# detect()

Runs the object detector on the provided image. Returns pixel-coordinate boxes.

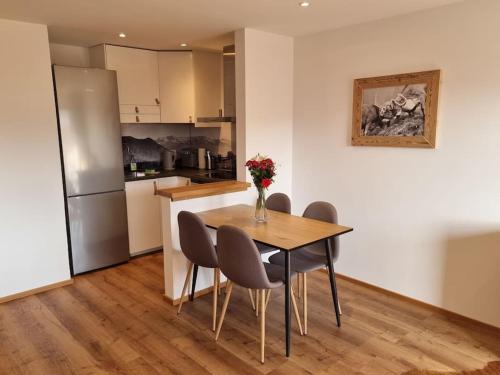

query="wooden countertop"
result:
[155,180,251,201]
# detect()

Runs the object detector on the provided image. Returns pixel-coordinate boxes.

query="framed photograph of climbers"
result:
[352,70,440,148]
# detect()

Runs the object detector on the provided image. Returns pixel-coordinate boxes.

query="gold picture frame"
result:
[352,70,440,148]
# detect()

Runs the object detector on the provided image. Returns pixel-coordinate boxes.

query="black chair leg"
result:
[190,264,199,301]
[325,239,341,327]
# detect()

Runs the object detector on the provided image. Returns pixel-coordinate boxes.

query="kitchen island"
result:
[156,180,253,304]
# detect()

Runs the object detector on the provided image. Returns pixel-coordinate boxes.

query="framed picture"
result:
[351,70,440,148]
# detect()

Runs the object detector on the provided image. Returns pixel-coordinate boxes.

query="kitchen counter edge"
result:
[155,181,251,202]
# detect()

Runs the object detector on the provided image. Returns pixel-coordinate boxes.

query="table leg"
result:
[325,238,341,327]
[285,251,291,357]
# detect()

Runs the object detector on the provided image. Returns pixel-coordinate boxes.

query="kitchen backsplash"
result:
[121,123,233,166]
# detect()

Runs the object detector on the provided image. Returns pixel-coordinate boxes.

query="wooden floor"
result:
[0,253,498,375]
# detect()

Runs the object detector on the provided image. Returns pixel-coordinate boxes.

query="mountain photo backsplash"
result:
[121,123,233,165]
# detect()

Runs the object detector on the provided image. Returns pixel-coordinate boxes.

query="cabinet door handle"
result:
[135,106,139,113]
[155,98,160,105]
[136,115,140,123]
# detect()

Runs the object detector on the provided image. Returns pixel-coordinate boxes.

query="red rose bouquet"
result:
[245,154,276,221]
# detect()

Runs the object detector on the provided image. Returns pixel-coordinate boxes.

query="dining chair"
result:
[255,192,291,254]
[250,192,292,314]
[215,225,303,364]
[269,201,341,333]
[177,211,220,331]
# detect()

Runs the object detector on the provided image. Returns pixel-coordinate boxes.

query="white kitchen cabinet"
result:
[119,105,161,123]
[90,44,224,126]
[120,113,161,124]
[158,52,195,124]
[105,45,160,106]
[193,50,223,121]
[125,176,190,256]
[90,44,161,123]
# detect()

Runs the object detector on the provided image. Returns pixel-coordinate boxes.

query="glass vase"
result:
[255,187,267,222]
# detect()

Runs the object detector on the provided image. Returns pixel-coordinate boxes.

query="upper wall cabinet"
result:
[158,52,195,124]
[90,45,223,125]
[193,50,223,121]
[90,44,161,123]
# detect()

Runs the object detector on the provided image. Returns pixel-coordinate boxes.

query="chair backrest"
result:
[178,211,218,268]
[217,225,276,289]
[265,193,291,214]
[302,201,340,262]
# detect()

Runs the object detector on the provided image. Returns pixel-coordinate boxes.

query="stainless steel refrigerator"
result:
[53,65,129,275]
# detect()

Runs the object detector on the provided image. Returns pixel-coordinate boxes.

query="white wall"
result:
[235,29,294,196]
[293,0,500,327]
[0,20,71,298]
[49,43,90,67]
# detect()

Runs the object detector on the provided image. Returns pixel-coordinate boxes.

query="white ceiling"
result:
[0,0,463,50]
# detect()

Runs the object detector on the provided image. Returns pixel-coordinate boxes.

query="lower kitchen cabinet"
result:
[125,176,190,256]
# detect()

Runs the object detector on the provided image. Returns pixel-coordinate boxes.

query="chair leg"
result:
[265,289,271,310]
[255,289,259,317]
[303,273,308,335]
[190,264,199,301]
[217,269,221,296]
[297,273,302,300]
[177,262,194,315]
[291,285,304,336]
[212,268,218,331]
[247,289,256,311]
[338,300,342,315]
[215,281,233,340]
[260,289,266,364]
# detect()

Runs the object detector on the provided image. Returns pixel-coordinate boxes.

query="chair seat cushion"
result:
[263,262,296,285]
[256,242,278,254]
[269,249,327,273]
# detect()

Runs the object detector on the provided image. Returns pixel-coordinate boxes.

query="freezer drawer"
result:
[68,190,129,274]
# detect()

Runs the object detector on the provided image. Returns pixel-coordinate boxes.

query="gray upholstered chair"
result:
[250,192,292,313]
[215,225,303,364]
[177,211,220,331]
[269,201,341,333]
[256,193,291,256]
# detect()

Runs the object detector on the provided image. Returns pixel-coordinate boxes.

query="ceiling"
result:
[0,0,463,51]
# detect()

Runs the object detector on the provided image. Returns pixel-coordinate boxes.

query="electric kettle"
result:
[162,149,176,171]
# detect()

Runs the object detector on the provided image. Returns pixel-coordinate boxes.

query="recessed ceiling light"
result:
[299,1,310,7]
[180,43,188,47]
[118,32,126,38]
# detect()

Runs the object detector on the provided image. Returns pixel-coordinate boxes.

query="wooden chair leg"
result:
[217,269,221,296]
[247,289,256,311]
[291,285,304,336]
[255,289,259,317]
[215,281,233,340]
[297,273,302,300]
[212,268,218,331]
[177,262,193,315]
[260,289,266,364]
[265,289,271,310]
[303,273,308,335]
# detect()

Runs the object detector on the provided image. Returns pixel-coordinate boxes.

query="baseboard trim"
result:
[0,279,74,304]
[164,281,228,306]
[130,247,163,259]
[325,270,500,331]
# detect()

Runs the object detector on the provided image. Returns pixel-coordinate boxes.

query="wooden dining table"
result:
[196,204,353,357]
